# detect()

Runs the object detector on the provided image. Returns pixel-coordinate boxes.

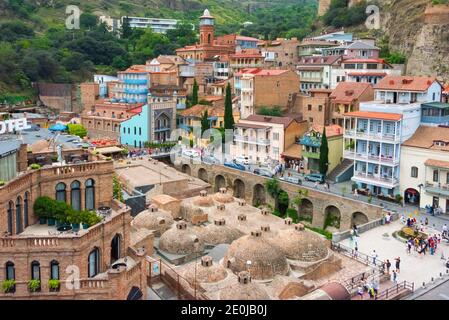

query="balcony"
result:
[421,115,449,125]
[234,135,270,146]
[343,151,399,165]
[154,127,171,132]
[124,88,148,95]
[124,79,147,85]
[344,130,400,143]
[424,182,449,197]
[230,63,262,69]
[352,171,399,188]
[300,77,322,83]
[302,150,320,159]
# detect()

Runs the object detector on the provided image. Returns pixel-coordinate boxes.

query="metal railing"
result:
[331,241,385,273]
[375,281,414,300]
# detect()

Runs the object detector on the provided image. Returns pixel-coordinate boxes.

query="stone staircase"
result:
[327,159,354,183]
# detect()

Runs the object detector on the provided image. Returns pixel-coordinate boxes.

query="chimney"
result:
[260,225,270,232]
[217,204,225,211]
[295,223,305,231]
[284,218,293,225]
[261,208,269,216]
[237,199,246,206]
[219,187,227,194]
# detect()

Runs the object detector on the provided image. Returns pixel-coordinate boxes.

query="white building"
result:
[400,126,449,212]
[343,76,442,197]
[121,16,180,33]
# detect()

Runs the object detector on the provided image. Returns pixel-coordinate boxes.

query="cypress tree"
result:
[121,16,132,39]
[224,83,234,130]
[319,127,329,176]
[191,79,199,106]
[201,109,210,134]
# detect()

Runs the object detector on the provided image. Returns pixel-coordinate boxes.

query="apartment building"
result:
[400,126,449,212]
[229,51,264,75]
[121,16,179,33]
[258,38,300,69]
[236,68,300,119]
[342,76,443,197]
[232,115,308,164]
[297,55,343,92]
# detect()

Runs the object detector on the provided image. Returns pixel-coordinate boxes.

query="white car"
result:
[183,149,200,158]
[234,155,250,165]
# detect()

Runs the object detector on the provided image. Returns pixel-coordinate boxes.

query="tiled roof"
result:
[402,126,449,151]
[236,35,259,42]
[330,82,373,104]
[424,159,449,169]
[244,115,295,129]
[343,58,386,64]
[179,105,239,118]
[374,76,439,92]
[311,124,343,137]
[344,111,402,121]
[347,72,387,77]
[298,55,342,66]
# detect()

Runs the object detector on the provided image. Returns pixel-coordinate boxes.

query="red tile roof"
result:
[402,126,449,151]
[330,82,373,104]
[374,76,439,92]
[348,72,387,77]
[425,159,449,169]
[344,111,402,121]
[343,58,386,64]
[311,124,343,137]
[244,115,296,129]
[236,35,259,42]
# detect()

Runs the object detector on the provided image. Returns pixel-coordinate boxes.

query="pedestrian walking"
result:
[357,286,364,300]
[392,270,397,283]
[395,257,400,273]
[372,250,378,265]
[386,259,391,274]
[443,224,448,237]
[406,240,412,253]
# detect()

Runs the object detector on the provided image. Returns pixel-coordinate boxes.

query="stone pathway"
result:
[340,220,449,287]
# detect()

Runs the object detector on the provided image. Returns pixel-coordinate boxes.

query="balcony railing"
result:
[124,88,148,95]
[302,150,320,159]
[344,151,398,165]
[421,115,449,125]
[344,130,399,142]
[234,135,270,146]
[424,182,449,197]
[124,79,147,85]
[353,171,399,187]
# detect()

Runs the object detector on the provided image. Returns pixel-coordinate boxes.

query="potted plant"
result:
[28,279,41,292]
[2,279,16,293]
[48,279,60,292]
[0,180,5,187]
[67,209,81,231]
[88,213,102,227]
[80,210,91,229]
[30,163,41,170]
[33,196,54,225]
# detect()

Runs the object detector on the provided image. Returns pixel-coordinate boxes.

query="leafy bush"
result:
[257,106,283,117]
[323,0,368,28]
[0,180,5,186]
[33,196,55,219]
[2,279,16,293]
[30,163,41,170]
[28,279,41,292]
[305,226,333,240]
[48,279,60,291]
[67,124,87,139]
[286,208,298,223]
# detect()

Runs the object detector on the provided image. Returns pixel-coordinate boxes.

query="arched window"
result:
[85,179,95,210]
[111,234,122,264]
[24,192,29,228]
[55,183,67,203]
[88,248,100,278]
[433,170,439,183]
[50,260,60,280]
[15,196,22,234]
[208,34,211,44]
[70,180,81,211]
[31,261,41,280]
[411,166,418,178]
[5,261,15,280]
[7,201,14,235]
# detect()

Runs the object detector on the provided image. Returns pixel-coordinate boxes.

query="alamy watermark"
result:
[65,5,80,30]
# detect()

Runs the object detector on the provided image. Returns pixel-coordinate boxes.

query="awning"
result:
[96,146,124,154]
[127,286,143,300]
[282,144,302,159]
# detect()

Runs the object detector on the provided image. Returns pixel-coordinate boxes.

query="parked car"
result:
[280,175,302,185]
[183,149,200,158]
[304,173,325,183]
[234,155,250,165]
[224,160,246,171]
[253,168,274,178]
[202,154,220,164]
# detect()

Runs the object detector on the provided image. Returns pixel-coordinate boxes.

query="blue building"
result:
[116,66,149,104]
[421,102,449,126]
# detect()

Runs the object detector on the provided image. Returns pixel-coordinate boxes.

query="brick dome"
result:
[273,225,328,262]
[213,188,234,203]
[193,191,215,207]
[219,271,270,300]
[223,230,289,280]
[184,256,228,288]
[131,206,174,236]
[198,219,243,245]
[159,222,204,255]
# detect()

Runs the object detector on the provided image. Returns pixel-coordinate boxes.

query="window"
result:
[433,170,439,182]
[85,179,95,210]
[318,105,322,112]
[15,197,22,234]
[134,127,136,135]
[309,117,313,123]
[24,192,29,228]
[272,147,279,156]
[55,183,67,203]
[111,234,122,264]
[307,105,312,111]
[50,260,60,280]
[273,133,279,141]
[7,201,13,235]
[69,181,81,211]
[411,166,418,178]
[88,248,100,278]
[447,172,449,184]
[139,128,142,135]
[5,261,15,280]
[31,261,41,281]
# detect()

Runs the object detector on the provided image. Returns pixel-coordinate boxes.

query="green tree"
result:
[257,106,283,117]
[278,190,290,217]
[201,109,210,134]
[319,127,329,176]
[112,176,124,202]
[265,178,282,211]
[191,79,199,106]
[224,83,234,130]
[121,16,132,39]
[80,13,98,29]
[67,124,87,139]
[292,189,309,219]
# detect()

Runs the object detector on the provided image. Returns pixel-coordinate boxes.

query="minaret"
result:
[199,9,214,46]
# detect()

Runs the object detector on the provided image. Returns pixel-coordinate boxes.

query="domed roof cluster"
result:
[193,190,215,207]
[223,230,289,280]
[183,256,228,288]
[213,188,234,203]
[273,224,329,262]
[159,221,204,255]
[131,204,174,236]
[219,271,270,300]
[198,219,243,245]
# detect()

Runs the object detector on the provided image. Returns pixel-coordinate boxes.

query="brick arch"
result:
[198,168,208,182]
[233,178,246,199]
[252,183,266,206]
[351,211,369,227]
[181,164,191,175]
[214,174,226,192]
[324,205,341,230]
[110,233,123,264]
[299,198,313,222]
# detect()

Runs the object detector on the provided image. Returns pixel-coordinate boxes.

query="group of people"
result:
[285,159,304,173]
[406,234,442,256]
[357,279,380,300]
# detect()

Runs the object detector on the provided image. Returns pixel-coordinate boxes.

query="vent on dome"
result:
[260,225,270,232]
[284,218,293,225]
[149,204,158,212]
[217,204,225,211]
[295,223,305,231]
[176,221,187,230]
[201,256,213,267]
[238,214,247,222]
[261,209,269,216]
[214,219,226,226]
[251,230,262,237]
[199,190,208,197]
[238,271,251,284]
[219,188,227,194]
[157,217,166,225]
[237,199,246,206]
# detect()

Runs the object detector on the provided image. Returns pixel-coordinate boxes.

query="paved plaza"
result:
[340,219,449,287]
